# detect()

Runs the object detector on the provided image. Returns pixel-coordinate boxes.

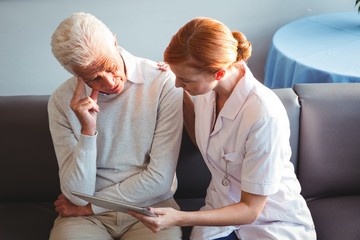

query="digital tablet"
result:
[71,191,157,217]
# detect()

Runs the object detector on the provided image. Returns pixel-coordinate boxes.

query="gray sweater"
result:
[48,48,183,214]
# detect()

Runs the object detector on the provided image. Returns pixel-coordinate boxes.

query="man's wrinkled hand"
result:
[70,78,99,136]
[54,194,93,217]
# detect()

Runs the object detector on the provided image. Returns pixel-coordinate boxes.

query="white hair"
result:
[51,12,116,74]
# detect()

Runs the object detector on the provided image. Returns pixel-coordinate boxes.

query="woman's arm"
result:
[129,190,267,233]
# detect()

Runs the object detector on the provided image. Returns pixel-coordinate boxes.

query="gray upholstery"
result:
[294,83,360,240]
[0,96,60,201]
[0,83,359,240]
[0,95,59,240]
[294,83,360,198]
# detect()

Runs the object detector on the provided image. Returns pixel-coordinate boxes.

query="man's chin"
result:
[100,89,123,95]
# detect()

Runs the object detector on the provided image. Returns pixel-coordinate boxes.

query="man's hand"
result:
[54,194,93,217]
[70,78,99,135]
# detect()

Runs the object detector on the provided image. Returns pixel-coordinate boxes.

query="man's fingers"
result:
[90,89,99,103]
[72,78,86,102]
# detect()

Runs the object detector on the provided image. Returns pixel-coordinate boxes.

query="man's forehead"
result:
[74,54,115,76]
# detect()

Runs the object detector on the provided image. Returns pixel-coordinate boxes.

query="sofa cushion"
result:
[294,83,360,199]
[175,129,210,199]
[0,202,57,240]
[0,95,60,201]
[175,129,210,240]
[295,83,360,240]
[307,195,360,240]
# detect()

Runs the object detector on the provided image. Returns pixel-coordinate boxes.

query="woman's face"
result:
[170,63,217,96]
[74,50,127,95]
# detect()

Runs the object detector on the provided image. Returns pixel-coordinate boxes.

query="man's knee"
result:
[49,216,112,240]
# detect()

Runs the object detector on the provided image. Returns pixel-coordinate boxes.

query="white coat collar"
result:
[203,63,256,121]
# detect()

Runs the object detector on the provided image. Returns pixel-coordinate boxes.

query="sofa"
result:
[0,83,359,240]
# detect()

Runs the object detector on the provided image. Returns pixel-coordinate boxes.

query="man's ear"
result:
[215,69,225,80]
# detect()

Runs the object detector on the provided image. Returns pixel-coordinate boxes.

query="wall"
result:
[0,0,355,95]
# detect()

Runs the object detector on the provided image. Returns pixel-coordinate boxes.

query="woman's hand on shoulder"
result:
[157,61,170,71]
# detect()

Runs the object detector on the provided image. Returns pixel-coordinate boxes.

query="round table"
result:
[264,12,360,88]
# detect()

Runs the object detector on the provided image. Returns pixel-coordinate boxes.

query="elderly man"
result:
[48,12,183,240]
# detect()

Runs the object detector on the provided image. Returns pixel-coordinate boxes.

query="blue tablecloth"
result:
[264,12,360,88]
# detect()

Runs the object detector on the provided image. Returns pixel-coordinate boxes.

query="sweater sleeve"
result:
[48,83,98,206]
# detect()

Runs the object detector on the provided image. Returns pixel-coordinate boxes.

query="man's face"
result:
[74,50,127,95]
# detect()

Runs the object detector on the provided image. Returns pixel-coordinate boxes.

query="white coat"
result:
[190,65,316,240]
